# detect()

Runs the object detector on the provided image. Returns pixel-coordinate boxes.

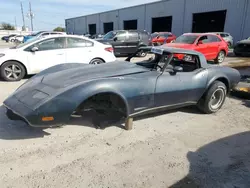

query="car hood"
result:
[236,39,250,44]
[41,61,150,88]
[163,43,193,49]
[0,48,18,54]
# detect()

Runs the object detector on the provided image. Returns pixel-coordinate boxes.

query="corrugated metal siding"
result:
[118,5,145,31]
[99,10,119,33]
[65,0,248,41]
[145,0,185,35]
[242,0,250,40]
[183,0,246,42]
[86,14,100,33]
[74,17,86,35]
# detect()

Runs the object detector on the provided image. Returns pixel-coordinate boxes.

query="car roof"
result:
[140,46,203,56]
[183,33,220,36]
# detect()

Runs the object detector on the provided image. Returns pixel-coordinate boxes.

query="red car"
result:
[164,33,229,63]
[151,32,176,46]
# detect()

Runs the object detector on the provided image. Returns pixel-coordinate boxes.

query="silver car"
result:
[213,32,234,47]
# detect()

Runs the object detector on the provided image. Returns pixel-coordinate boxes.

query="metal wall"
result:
[65,0,250,42]
[99,10,119,33]
[183,0,247,43]
[242,0,250,39]
[145,0,185,36]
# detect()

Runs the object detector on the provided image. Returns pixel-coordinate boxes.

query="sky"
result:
[0,0,159,31]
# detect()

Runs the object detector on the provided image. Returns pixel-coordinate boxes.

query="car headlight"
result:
[0,53,5,58]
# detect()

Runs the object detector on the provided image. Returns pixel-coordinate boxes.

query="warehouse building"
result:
[65,0,250,42]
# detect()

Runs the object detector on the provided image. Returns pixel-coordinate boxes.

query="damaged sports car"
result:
[4,46,240,129]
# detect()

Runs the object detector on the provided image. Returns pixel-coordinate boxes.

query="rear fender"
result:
[206,75,230,92]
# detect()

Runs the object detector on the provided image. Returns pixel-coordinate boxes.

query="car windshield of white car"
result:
[174,35,198,44]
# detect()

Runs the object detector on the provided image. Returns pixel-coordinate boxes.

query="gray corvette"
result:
[4,46,240,130]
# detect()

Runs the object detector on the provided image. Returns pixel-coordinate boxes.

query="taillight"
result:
[105,47,113,53]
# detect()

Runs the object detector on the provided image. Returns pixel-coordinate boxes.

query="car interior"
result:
[127,49,201,73]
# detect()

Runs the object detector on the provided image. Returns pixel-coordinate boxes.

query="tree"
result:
[1,22,15,30]
[53,27,65,32]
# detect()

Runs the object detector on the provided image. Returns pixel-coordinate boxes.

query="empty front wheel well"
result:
[76,92,128,117]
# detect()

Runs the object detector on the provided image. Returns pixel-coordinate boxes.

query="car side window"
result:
[198,35,209,43]
[115,31,127,41]
[208,35,221,43]
[26,37,66,51]
[127,31,139,41]
[41,33,50,36]
[66,37,94,48]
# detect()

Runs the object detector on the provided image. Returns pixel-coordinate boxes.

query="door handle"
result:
[57,53,63,55]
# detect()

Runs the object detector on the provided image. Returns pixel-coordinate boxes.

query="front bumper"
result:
[4,95,64,128]
[4,96,36,127]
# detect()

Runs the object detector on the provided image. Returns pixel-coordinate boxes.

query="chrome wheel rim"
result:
[209,88,225,110]
[218,52,225,63]
[4,64,22,80]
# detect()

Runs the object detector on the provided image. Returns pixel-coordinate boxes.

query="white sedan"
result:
[0,35,116,81]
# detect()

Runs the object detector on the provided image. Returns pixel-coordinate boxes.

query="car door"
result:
[112,31,128,55]
[25,37,67,74]
[65,37,94,64]
[193,35,210,59]
[125,31,140,54]
[154,56,208,107]
[206,35,221,59]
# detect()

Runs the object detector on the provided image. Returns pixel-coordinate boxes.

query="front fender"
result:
[38,79,131,123]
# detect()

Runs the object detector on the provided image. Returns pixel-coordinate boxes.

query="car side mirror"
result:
[31,46,38,52]
[173,66,183,72]
[113,37,117,41]
[197,40,203,45]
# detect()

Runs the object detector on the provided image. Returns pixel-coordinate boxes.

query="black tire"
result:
[197,81,227,114]
[214,51,226,64]
[89,58,105,65]
[234,52,241,57]
[137,49,147,57]
[0,61,26,81]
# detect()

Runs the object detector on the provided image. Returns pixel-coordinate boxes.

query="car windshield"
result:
[174,35,198,44]
[151,33,159,38]
[11,37,40,49]
[31,31,44,36]
[103,31,117,40]
[159,33,170,38]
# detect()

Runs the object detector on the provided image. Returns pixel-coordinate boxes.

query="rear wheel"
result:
[214,51,225,64]
[89,58,105,65]
[0,61,26,81]
[197,81,227,114]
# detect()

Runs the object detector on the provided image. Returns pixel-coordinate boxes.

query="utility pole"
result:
[20,1,26,31]
[14,17,17,30]
[27,1,34,31]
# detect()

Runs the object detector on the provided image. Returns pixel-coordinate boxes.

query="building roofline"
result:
[65,0,170,21]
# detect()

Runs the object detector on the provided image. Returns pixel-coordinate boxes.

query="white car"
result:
[8,35,17,42]
[14,35,24,43]
[0,35,116,81]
